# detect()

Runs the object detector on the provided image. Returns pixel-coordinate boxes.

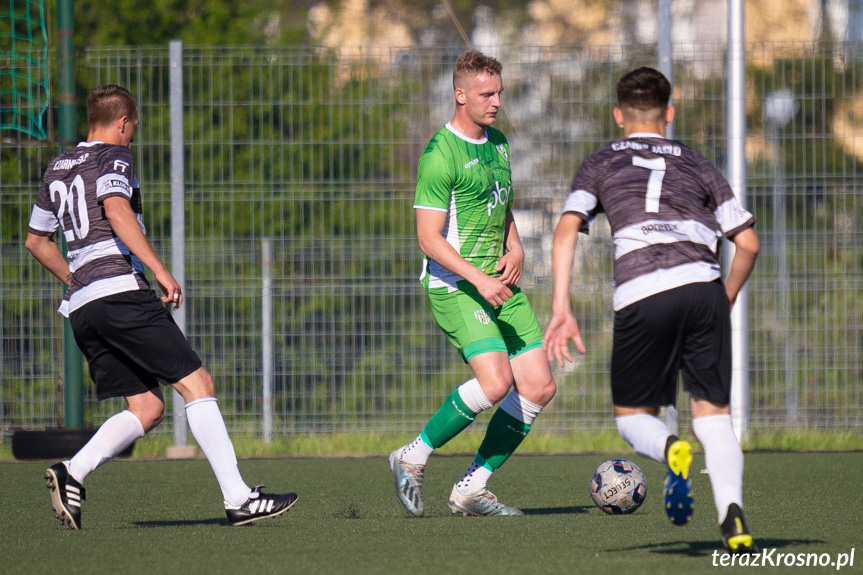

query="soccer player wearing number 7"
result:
[26,85,297,529]
[544,67,760,553]
[388,50,556,517]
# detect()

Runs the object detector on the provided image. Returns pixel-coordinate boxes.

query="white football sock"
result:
[456,460,494,495]
[615,413,672,463]
[400,433,435,466]
[500,390,543,424]
[68,410,145,483]
[457,377,494,412]
[185,397,251,507]
[454,392,541,495]
[693,414,744,524]
[401,378,492,467]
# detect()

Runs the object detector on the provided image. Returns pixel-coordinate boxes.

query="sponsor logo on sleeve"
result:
[99,179,132,195]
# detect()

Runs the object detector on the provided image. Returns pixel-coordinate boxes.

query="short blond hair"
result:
[453,50,502,90]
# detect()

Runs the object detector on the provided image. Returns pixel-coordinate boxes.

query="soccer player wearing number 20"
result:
[26,85,297,529]
[544,68,759,553]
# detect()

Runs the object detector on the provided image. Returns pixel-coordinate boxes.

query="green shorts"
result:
[427,281,544,362]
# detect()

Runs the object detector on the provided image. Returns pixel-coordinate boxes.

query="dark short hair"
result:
[453,50,502,90]
[87,85,137,128]
[616,67,671,112]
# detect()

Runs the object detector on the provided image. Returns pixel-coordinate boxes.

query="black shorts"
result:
[610,280,731,407]
[69,290,202,400]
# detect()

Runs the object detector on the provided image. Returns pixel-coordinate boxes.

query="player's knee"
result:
[473,367,515,404]
[545,377,558,402]
[510,376,556,407]
[147,409,165,432]
[487,377,515,404]
[536,376,557,406]
[174,367,216,402]
[484,387,506,405]
[196,369,216,397]
[139,403,165,432]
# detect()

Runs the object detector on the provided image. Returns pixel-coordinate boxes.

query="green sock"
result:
[475,407,530,470]
[421,389,478,448]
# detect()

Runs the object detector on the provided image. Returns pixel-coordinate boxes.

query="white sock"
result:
[500,391,543,424]
[615,413,672,463]
[68,410,145,483]
[457,378,494,412]
[400,434,434,466]
[185,398,251,507]
[456,460,494,495]
[452,391,543,495]
[693,414,744,524]
[401,378,492,467]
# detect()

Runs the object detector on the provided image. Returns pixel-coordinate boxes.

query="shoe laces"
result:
[225,485,267,509]
[476,490,501,506]
[409,465,424,482]
[248,485,266,500]
[399,458,423,483]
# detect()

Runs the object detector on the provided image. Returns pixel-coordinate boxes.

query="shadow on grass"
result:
[522,505,593,516]
[133,518,226,528]
[615,538,824,557]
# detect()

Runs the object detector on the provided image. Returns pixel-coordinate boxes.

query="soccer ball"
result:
[589,458,647,515]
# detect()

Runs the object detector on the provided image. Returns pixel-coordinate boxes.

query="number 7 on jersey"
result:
[632,156,666,213]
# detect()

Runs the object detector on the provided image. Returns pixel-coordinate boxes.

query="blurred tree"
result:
[73,0,315,47]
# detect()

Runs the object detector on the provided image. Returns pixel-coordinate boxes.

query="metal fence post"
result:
[658,0,678,436]
[58,0,83,429]
[262,238,274,443]
[727,0,750,442]
[168,39,192,455]
[658,0,674,142]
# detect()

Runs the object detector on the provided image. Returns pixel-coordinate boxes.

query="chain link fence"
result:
[1,43,861,440]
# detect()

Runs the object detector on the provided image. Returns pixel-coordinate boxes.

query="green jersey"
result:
[414,123,513,290]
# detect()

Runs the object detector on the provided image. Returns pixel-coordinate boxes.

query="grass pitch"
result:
[1,452,860,574]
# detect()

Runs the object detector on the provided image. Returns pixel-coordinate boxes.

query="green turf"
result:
[1,453,860,574]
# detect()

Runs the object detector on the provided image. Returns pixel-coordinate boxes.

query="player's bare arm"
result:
[544,212,587,366]
[724,226,759,308]
[416,207,512,306]
[103,195,183,310]
[25,233,71,286]
[496,210,524,287]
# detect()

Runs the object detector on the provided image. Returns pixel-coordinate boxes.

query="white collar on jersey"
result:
[627,132,665,139]
[445,122,489,145]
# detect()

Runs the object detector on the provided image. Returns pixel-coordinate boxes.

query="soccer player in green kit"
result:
[388,50,556,517]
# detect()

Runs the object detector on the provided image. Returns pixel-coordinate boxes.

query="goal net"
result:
[0,0,49,139]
